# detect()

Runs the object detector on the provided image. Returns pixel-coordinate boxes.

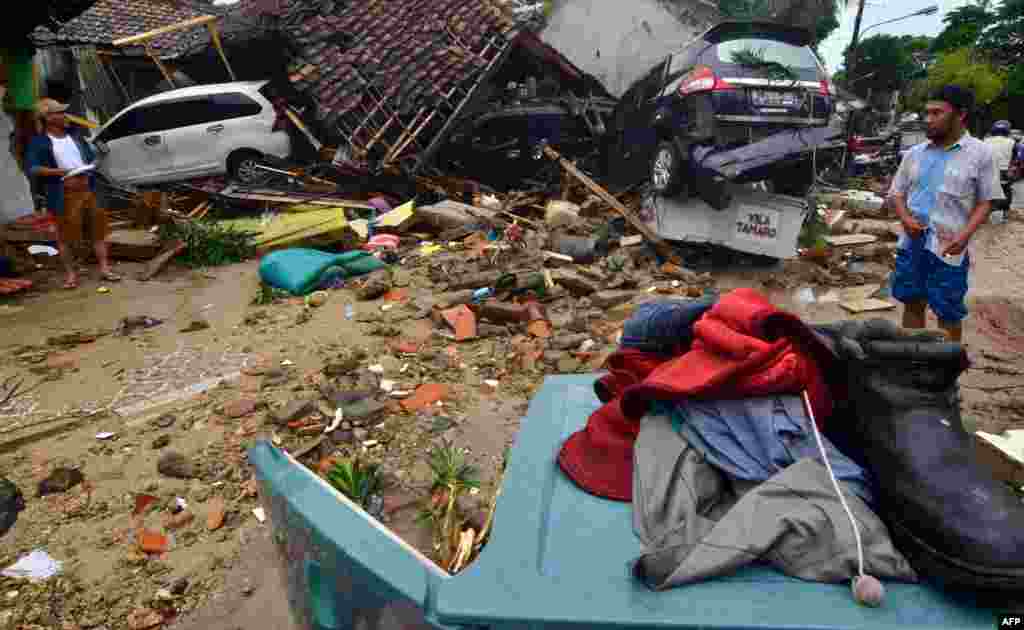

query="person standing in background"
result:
[888,85,1003,343]
[984,120,1016,211]
[26,97,120,289]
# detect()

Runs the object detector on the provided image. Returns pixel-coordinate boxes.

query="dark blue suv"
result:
[605,21,840,206]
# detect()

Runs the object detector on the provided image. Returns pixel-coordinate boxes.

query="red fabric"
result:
[558,288,835,502]
[594,349,666,403]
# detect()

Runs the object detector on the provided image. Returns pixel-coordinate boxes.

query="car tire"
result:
[228,150,265,184]
[651,140,687,197]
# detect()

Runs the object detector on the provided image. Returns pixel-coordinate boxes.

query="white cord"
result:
[802,390,865,578]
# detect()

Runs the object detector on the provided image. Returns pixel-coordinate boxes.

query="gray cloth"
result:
[633,413,918,591]
[667,396,874,505]
[0,109,33,225]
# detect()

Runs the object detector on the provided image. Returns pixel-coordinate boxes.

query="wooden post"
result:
[145,45,175,88]
[205,22,236,81]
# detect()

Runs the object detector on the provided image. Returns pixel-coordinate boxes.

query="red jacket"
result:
[559,289,835,502]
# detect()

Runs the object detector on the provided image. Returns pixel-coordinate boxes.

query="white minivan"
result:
[93,81,291,186]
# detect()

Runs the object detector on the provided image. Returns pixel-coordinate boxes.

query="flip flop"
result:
[100,271,122,282]
[63,278,79,290]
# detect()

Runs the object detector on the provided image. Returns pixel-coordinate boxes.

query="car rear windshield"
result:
[716,38,819,71]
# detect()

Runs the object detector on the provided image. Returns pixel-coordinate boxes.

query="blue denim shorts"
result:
[892,236,970,323]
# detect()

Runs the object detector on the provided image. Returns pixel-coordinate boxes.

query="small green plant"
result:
[428,440,480,492]
[252,282,288,306]
[418,441,481,571]
[326,456,384,509]
[158,219,257,268]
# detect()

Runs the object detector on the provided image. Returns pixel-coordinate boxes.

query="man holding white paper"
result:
[26,98,118,289]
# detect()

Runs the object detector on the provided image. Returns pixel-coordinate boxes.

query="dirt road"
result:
[1,214,1023,629]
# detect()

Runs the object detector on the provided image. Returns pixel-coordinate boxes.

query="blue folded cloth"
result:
[661,395,875,505]
[620,296,717,355]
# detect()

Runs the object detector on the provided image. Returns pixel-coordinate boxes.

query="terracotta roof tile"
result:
[31,0,266,57]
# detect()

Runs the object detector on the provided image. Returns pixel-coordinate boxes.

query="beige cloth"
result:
[632,412,918,590]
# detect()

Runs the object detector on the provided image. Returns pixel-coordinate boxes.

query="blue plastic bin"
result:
[249,375,998,630]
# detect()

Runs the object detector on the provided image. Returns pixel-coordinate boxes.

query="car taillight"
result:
[677,65,735,97]
[819,79,832,96]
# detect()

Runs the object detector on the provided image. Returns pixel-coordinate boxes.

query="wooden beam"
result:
[112,15,218,47]
[145,45,176,87]
[205,22,236,81]
[65,114,98,130]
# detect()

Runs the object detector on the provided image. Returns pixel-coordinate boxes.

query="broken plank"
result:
[824,234,878,247]
[839,297,895,313]
[137,240,186,281]
[215,192,376,210]
[108,229,162,261]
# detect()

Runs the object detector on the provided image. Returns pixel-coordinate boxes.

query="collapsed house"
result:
[30,0,280,124]
[269,0,620,186]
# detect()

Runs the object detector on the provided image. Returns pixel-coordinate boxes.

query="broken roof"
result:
[31,0,273,57]
[277,0,522,172]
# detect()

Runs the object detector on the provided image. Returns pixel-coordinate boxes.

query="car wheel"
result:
[228,151,265,184]
[651,140,686,197]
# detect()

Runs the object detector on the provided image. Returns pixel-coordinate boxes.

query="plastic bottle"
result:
[472,287,494,302]
[344,304,354,320]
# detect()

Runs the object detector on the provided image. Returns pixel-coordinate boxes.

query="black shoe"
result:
[822,319,1024,594]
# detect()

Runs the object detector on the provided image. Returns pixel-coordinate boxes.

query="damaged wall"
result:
[539,0,719,98]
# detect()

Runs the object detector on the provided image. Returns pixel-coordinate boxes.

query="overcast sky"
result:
[817,0,974,74]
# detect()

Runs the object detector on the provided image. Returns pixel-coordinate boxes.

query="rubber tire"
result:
[228,150,264,184]
[651,140,686,197]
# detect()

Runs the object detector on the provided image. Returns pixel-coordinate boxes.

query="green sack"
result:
[258,248,386,296]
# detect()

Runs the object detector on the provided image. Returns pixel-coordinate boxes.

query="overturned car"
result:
[603,21,844,209]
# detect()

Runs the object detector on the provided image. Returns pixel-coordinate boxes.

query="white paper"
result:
[252,507,266,523]
[323,408,343,434]
[2,550,62,582]
[95,432,116,440]
[62,164,96,180]
[27,245,58,257]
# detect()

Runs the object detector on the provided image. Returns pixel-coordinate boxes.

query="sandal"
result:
[99,271,122,282]
[63,278,79,290]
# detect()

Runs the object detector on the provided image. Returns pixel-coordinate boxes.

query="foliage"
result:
[729,49,799,82]
[427,440,480,492]
[717,0,841,46]
[326,456,384,509]
[417,441,483,572]
[841,34,933,99]
[930,1,995,55]
[932,0,1024,70]
[251,282,289,306]
[926,48,1006,107]
[157,219,257,268]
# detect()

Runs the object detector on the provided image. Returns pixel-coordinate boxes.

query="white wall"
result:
[539,0,719,97]
[0,88,35,224]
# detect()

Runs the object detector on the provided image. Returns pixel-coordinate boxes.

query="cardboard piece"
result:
[824,234,879,247]
[839,297,895,313]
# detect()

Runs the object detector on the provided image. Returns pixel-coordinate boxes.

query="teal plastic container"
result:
[250,375,997,630]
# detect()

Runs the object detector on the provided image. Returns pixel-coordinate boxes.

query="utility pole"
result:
[843,0,867,167]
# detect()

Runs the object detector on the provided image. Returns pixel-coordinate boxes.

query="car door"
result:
[206,92,267,168]
[161,96,226,178]
[95,103,171,185]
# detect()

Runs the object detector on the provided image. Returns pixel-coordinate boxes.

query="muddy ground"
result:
[1,212,1023,630]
